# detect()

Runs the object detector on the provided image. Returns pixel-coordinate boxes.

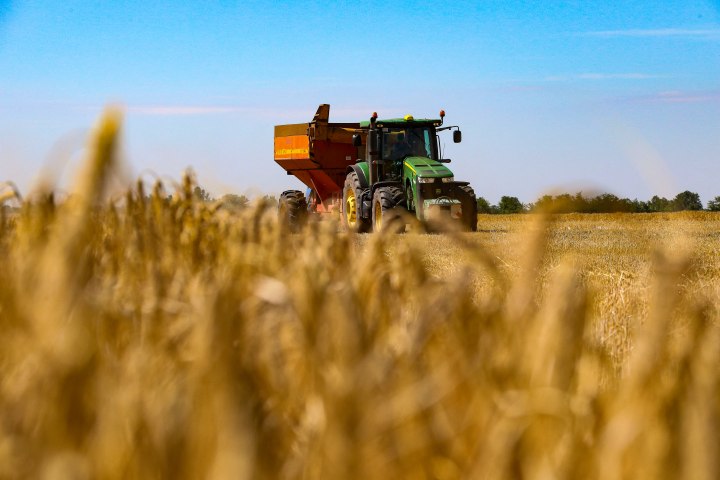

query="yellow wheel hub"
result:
[346,189,357,227]
[375,201,382,231]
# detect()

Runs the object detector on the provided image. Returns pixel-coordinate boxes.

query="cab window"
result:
[380,127,436,161]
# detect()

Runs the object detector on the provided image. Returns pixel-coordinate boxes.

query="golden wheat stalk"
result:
[0,110,718,480]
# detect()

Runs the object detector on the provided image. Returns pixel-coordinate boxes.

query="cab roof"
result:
[359,118,442,128]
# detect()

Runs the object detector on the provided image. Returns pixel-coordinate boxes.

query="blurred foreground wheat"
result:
[0,110,719,480]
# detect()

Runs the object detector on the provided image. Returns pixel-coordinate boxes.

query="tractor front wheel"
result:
[372,186,407,233]
[278,190,308,233]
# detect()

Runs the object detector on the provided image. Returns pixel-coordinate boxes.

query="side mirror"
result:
[352,134,362,147]
[453,130,462,143]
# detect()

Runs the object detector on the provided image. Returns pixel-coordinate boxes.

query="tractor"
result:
[275,104,477,232]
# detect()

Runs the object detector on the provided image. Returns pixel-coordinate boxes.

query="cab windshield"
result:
[380,127,437,161]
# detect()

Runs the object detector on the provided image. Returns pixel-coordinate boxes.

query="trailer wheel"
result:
[454,185,478,232]
[372,186,407,233]
[343,172,371,233]
[278,190,308,233]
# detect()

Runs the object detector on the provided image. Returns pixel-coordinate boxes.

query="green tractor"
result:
[274,105,477,233]
[343,111,477,232]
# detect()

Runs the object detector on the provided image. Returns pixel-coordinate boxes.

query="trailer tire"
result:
[343,172,371,233]
[372,186,407,233]
[278,190,308,233]
[454,184,478,232]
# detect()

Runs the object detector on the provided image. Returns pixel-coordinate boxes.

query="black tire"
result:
[278,190,308,233]
[372,186,407,233]
[454,184,478,232]
[342,172,371,233]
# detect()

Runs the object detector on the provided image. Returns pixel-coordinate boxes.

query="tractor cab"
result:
[357,115,447,183]
[378,125,438,182]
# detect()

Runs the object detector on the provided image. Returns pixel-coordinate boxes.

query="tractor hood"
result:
[403,157,453,177]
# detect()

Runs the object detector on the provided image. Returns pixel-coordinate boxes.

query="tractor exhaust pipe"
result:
[368,112,378,185]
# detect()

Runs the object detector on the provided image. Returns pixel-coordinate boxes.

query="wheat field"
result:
[1,110,719,479]
[399,213,720,373]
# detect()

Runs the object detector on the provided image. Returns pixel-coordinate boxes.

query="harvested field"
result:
[369,213,720,373]
[1,111,719,479]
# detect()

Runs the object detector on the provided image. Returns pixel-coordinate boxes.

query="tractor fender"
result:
[345,165,369,189]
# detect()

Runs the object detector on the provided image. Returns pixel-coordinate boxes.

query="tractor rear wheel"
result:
[454,184,478,232]
[372,186,407,233]
[342,172,371,233]
[278,190,308,233]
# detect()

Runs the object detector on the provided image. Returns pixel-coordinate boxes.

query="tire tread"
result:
[278,190,307,232]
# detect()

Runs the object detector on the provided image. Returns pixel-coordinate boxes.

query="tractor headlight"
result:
[441,176,454,183]
[418,177,434,183]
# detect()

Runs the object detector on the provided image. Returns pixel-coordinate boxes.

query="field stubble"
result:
[396,213,720,376]
[1,109,719,479]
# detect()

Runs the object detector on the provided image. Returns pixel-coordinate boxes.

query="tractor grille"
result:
[419,181,454,200]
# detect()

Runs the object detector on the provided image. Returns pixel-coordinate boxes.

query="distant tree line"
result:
[477,191,720,214]
[2,189,278,213]
[1,204,19,214]
[192,187,276,210]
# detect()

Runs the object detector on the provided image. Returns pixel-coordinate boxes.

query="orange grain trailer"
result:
[274,104,364,228]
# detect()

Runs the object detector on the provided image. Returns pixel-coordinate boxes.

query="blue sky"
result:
[1,0,719,204]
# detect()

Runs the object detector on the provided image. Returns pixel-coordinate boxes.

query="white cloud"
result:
[71,105,248,116]
[633,90,720,103]
[585,29,720,37]
[72,104,404,119]
[127,106,247,115]
[543,73,665,81]
[576,73,665,80]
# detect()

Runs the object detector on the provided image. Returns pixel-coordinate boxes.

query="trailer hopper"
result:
[274,104,365,213]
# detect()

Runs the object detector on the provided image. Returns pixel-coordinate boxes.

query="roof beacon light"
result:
[372,112,378,119]
[440,110,445,118]
[404,115,414,121]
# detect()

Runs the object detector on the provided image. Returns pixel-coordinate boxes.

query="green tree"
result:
[670,191,702,211]
[262,195,277,206]
[193,187,215,203]
[476,197,493,214]
[571,192,590,213]
[631,199,651,213]
[587,193,633,213]
[529,192,590,213]
[499,196,525,214]
[530,195,554,212]
[221,194,250,210]
[707,196,720,211]
[649,196,671,212]
[553,193,575,213]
